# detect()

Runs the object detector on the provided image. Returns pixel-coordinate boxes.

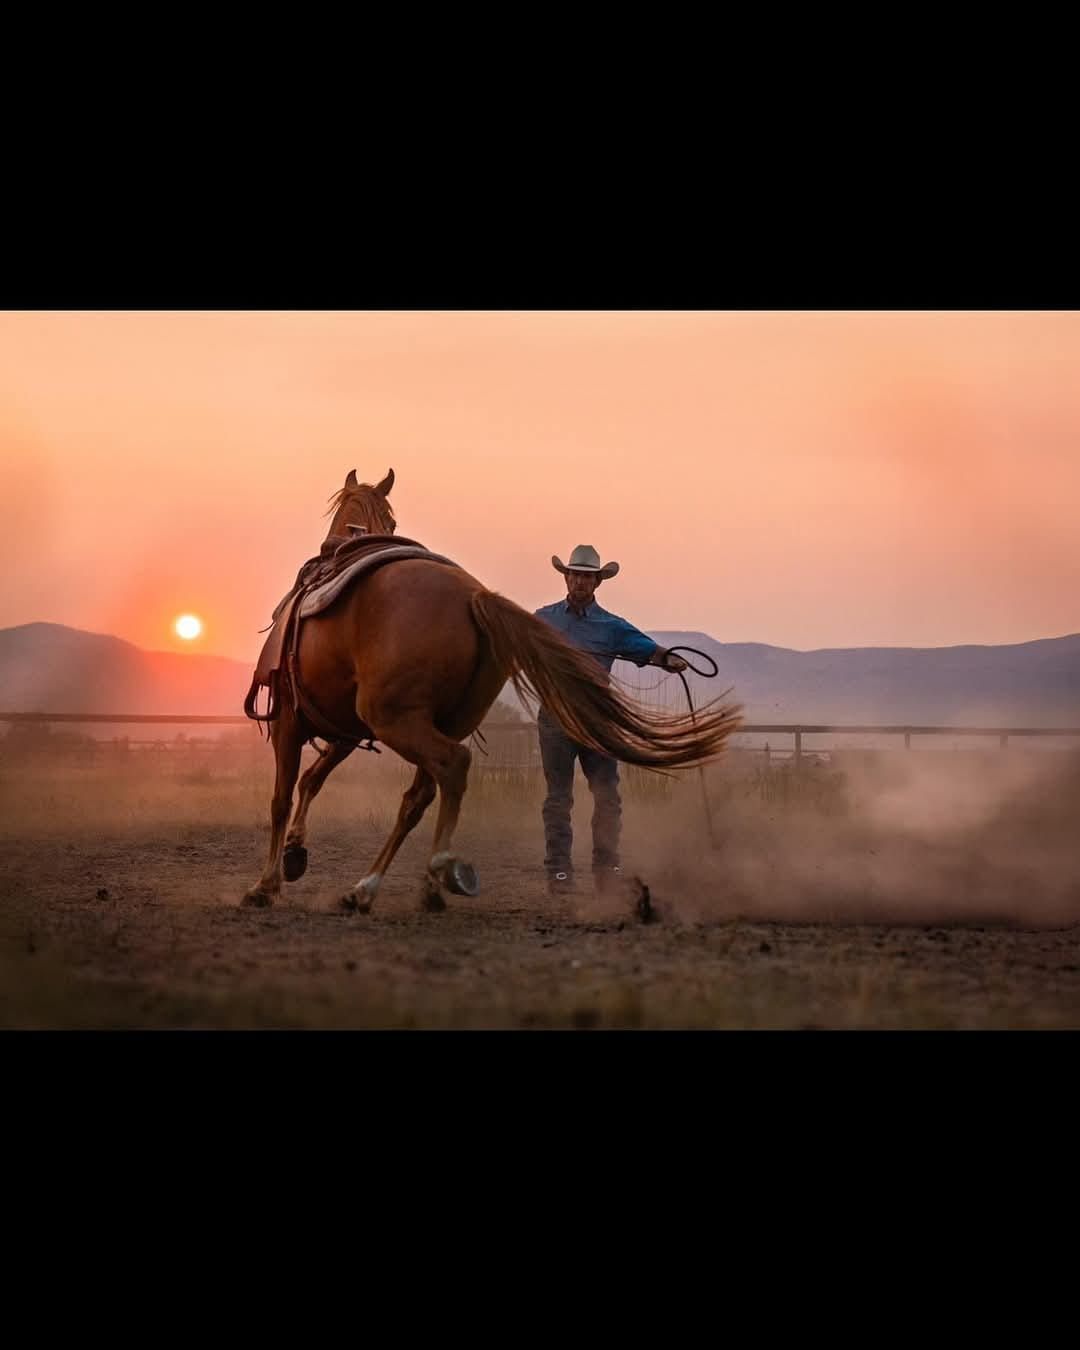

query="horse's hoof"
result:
[444,859,479,897]
[282,844,308,882]
[421,881,447,912]
[242,888,274,909]
[339,892,372,915]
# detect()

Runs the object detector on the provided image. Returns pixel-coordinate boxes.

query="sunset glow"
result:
[175,615,202,641]
[2,311,1079,661]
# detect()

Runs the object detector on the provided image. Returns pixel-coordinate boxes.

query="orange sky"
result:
[2,310,1078,662]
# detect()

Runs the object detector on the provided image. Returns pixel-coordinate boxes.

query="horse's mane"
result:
[324,485,397,534]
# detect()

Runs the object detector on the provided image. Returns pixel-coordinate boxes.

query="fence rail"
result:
[3,712,1080,766]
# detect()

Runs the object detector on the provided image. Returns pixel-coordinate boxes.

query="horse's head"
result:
[324,468,397,541]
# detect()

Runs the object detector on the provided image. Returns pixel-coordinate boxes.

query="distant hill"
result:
[0,623,252,717]
[2,621,1078,728]
[641,630,1080,726]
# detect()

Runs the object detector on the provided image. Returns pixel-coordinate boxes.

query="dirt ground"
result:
[2,745,1080,1029]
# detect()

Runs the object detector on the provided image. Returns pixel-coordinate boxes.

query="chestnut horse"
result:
[242,469,741,912]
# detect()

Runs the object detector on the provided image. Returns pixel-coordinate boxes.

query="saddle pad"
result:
[297,545,460,618]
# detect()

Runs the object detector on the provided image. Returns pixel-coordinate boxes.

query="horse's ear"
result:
[345,469,359,489]
[375,468,395,497]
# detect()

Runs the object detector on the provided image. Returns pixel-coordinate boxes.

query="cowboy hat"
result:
[551,544,620,580]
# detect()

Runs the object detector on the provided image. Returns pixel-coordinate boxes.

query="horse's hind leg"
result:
[338,713,474,912]
[242,710,304,909]
[425,739,477,901]
[366,718,476,906]
[283,740,355,880]
[339,766,436,913]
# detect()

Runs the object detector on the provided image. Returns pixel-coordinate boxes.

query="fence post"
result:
[999,733,1009,750]
[794,728,802,768]
[904,730,911,750]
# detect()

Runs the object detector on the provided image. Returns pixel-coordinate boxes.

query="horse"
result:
[242,468,742,913]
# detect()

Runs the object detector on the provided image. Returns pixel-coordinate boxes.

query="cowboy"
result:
[534,544,688,895]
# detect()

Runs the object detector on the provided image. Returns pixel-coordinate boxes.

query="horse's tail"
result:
[469,590,742,771]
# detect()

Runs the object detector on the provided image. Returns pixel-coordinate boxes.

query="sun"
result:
[175,614,203,641]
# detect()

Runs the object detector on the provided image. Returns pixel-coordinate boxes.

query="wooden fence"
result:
[2,712,1080,768]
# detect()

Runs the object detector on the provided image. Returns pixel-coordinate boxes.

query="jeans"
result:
[538,709,621,874]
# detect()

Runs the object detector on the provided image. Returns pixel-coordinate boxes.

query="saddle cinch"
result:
[244,530,459,749]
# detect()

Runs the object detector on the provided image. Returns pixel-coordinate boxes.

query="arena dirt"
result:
[2,747,1079,1029]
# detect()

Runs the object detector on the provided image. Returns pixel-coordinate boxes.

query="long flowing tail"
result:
[469,590,742,770]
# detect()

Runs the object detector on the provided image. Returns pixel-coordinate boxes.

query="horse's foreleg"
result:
[283,740,355,880]
[243,715,304,909]
[340,766,436,913]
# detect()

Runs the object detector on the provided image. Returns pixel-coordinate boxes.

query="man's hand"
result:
[650,648,688,672]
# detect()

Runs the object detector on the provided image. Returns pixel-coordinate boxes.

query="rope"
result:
[667,646,719,680]
[665,646,721,848]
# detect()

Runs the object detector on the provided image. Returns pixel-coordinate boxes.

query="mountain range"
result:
[2,622,1078,727]
[640,630,1080,726]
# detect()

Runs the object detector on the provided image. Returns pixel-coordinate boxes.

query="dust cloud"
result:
[623,748,1080,929]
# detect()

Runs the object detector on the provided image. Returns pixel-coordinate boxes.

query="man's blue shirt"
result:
[533,599,658,674]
